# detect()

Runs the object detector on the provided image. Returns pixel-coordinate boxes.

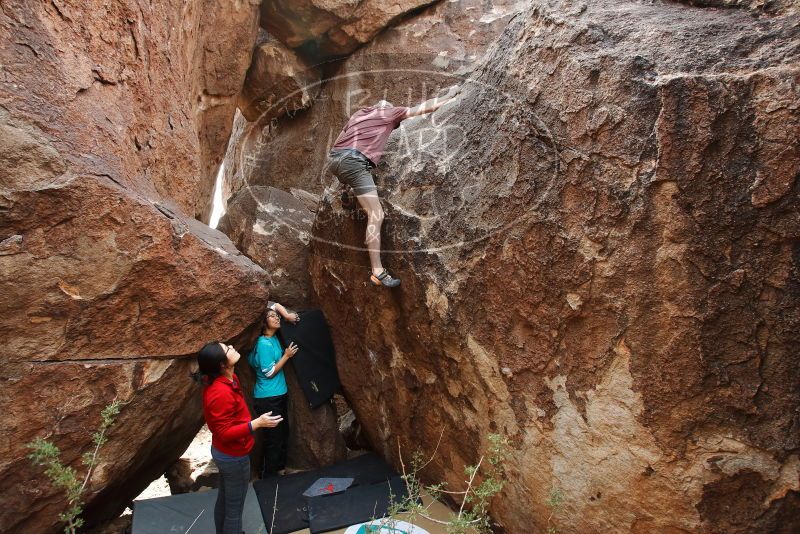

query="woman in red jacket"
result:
[197,341,282,534]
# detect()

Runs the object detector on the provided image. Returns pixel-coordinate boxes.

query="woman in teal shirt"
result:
[249,301,299,477]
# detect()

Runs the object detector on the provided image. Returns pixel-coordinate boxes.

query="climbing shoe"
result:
[340,187,356,211]
[370,269,401,288]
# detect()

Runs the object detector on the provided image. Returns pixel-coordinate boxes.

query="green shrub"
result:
[384,432,509,534]
[27,401,121,534]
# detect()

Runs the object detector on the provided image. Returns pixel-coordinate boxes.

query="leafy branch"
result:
[545,487,564,534]
[27,400,122,534]
[383,431,509,534]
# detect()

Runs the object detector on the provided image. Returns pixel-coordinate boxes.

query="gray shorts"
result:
[328,149,377,196]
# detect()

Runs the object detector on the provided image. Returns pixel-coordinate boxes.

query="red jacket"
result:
[202,374,254,456]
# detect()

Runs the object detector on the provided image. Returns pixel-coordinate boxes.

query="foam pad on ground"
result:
[253,453,399,534]
[131,485,263,534]
[307,476,411,534]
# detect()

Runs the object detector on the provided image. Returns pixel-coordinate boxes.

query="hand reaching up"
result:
[444,84,461,99]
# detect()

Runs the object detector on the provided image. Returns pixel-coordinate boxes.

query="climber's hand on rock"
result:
[284,342,299,358]
[436,84,460,100]
[254,412,283,429]
[287,312,300,324]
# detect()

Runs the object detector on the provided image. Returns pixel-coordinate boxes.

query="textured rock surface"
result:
[223,0,526,202]
[309,1,800,532]
[677,0,798,14]
[238,30,321,123]
[259,0,438,59]
[0,180,269,533]
[0,0,259,222]
[187,0,262,222]
[0,1,267,532]
[219,185,315,309]
[285,364,348,469]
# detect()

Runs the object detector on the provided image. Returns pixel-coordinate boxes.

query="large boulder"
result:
[238,30,321,123]
[259,0,438,60]
[309,1,800,533]
[0,0,260,222]
[0,1,267,532]
[223,0,526,202]
[0,179,270,533]
[219,185,316,309]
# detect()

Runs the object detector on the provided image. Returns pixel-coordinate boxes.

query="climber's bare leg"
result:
[356,192,384,277]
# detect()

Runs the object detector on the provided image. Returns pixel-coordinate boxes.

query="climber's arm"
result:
[404,85,461,119]
[268,301,299,324]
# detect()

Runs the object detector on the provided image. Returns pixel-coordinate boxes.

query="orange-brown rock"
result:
[309,1,800,532]
[184,0,262,222]
[259,0,438,59]
[238,30,321,123]
[0,0,260,222]
[0,182,270,533]
[0,1,267,532]
[219,186,315,309]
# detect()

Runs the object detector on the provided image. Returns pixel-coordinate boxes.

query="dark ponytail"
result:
[192,342,227,384]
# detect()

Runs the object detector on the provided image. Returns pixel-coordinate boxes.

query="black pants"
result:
[253,394,289,477]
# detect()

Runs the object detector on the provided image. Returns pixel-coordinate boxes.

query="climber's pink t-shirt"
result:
[331,106,409,165]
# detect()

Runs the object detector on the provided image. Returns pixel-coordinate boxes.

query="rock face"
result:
[0,182,269,532]
[186,0,262,222]
[0,0,259,222]
[0,1,267,532]
[259,0,438,59]
[677,0,798,14]
[219,185,316,309]
[238,30,321,123]
[223,0,526,203]
[309,1,800,533]
[284,365,348,469]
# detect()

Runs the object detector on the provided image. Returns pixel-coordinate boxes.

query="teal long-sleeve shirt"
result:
[248,335,288,398]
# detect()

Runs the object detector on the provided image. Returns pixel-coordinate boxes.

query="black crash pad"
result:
[253,453,398,534]
[279,309,340,408]
[131,485,263,534]
[307,476,411,534]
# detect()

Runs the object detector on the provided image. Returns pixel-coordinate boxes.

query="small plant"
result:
[27,400,121,534]
[384,431,509,534]
[545,487,564,534]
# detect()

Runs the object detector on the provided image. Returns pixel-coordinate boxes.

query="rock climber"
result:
[248,301,299,478]
[327,85,461,288]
